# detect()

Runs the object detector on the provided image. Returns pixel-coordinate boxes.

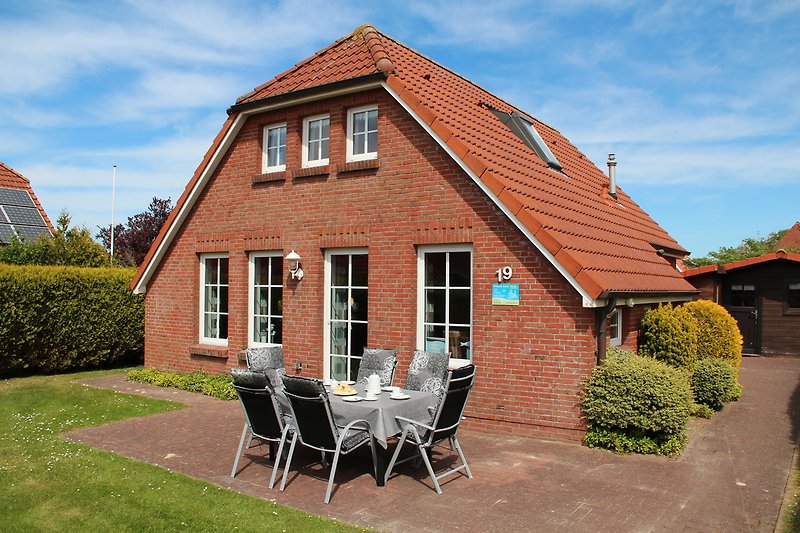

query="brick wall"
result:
[144,88,599,439]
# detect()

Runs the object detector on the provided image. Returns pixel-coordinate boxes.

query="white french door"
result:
[323,249,368,380]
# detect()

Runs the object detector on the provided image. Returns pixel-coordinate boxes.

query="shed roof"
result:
[132,25,697,302]
[683,250,800,278]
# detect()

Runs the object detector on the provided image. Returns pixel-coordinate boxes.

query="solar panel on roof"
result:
[4,205,46,227]
[0,223,15,244]
[0,187,35,207]
[14,225,51,240]
[0,207,7,223]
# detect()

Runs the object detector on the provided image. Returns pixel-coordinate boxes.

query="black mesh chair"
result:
[230,383,292,489]
[355,347,398,386]
[280,375,378,504]
[384,364,476,494]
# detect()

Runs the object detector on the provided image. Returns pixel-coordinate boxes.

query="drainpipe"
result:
[596,297,618,365]
[607,154,617,200]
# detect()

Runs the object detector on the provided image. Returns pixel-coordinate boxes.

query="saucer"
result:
[363,396,378,401]
[390,393,411,400]
[342,396,363,402]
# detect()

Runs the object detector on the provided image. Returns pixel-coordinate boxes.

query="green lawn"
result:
[0,370,368,532]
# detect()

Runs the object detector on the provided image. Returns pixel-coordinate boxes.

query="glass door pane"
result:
[327,252,368,381]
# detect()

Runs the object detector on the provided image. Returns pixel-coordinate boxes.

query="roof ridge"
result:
[353,24,394,73]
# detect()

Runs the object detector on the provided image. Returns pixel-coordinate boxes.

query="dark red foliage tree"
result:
[97,197,173,267]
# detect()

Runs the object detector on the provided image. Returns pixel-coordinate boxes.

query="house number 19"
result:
[495,266,513,283]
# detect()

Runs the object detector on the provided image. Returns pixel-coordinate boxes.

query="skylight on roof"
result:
[514,113,562,170]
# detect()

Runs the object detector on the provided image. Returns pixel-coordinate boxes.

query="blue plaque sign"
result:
[492,283,520,306]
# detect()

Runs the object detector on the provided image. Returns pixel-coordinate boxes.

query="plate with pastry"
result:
[332,383,358,396]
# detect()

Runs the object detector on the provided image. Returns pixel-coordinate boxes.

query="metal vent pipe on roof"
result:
[607,153,617,199]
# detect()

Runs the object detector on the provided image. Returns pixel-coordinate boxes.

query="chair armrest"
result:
[338,418,372,434]
[394,415,434,432]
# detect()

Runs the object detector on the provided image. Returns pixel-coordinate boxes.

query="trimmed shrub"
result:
[639,304,698,372]
[0,264,143,375]
[582,351,693,456]
[690,402,714,419]
[692,358,742,410]
[684,300,743,369]
[127,368,236,400]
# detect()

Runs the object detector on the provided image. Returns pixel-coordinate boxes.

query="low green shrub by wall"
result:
[692,358,742,410]
[127,368,236,400]
[582,351,693,456]
[0,264,144,376]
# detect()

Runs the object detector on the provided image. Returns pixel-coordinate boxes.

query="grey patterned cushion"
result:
[246,346,284,372]
[405,350,450,397]
[357,348,398,386]
[231,368,269,389]
[282,375,326,398]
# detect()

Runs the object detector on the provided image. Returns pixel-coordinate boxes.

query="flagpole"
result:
[110,165,116,264]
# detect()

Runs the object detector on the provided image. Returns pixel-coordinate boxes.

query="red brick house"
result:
[131,25,696,439]
[0,162,54,244]
[684,250,800,356]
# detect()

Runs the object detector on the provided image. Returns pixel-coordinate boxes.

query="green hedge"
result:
[0,264,143,375]
[582,351,693,456]
[684,300,743,369]
[639,304,698,372]
[692,358,742,410]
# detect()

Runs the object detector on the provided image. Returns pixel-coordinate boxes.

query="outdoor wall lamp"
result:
[286,250,304,280]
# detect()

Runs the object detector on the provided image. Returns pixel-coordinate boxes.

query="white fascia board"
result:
[381,81,602,309]
[133,81,386,295]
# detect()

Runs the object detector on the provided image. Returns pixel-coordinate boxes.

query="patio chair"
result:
[279,375,378,504]
[356,347,398,386]
[405,349,451,398]
[230,381,292,489]
[231,346,287,454]
[385,364,476,494]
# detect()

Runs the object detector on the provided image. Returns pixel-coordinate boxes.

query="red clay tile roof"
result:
[683,250,800,277]
[776,222,800,251]
[133,25,696,301]
[0,162,54,232]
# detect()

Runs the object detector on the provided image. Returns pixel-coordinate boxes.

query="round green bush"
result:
[582,352,693,455]
[639,304,698,371]
[684,299,743,369]
[692,358,742,410]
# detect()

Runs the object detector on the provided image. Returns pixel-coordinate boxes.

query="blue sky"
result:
[1,0,798,258]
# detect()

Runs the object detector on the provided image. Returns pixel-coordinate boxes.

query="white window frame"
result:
[416,244,473,358]
[199,253,229,346]
[323,247,368,380]
[302,113,330,168]
[248,252,283,347]
[609,308,622,347]
[346,105,378,162]
[262,122,286,173]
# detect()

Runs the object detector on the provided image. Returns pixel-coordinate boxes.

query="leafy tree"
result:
[0,210,109,267]
[685,229,791,268]
[96,197,173,267]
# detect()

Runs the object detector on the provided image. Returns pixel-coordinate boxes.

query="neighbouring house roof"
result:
[776,222,800,251]
[683,250,800,278]
[132,24,697,304]
[0,162,54,244]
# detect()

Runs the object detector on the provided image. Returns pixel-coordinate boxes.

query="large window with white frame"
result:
[249,252,283,346]
[324,249,368,381]
[346,105,378,162]
[262,123,286,173]
[417,245,472,359]
[200,254,229,345]
[609,308,622,346]
[302,114,330,167]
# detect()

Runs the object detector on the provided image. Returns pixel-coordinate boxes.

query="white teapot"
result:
[367,373,381,395]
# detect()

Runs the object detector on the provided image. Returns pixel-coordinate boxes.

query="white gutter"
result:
[381,81,602,308]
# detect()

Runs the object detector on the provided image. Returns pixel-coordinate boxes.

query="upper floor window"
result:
[262,123,286,173]
[347,106,378,162]
[302,114,329,167]
[200,254,229,345]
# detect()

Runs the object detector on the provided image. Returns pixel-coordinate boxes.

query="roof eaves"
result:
[228,72,387,115]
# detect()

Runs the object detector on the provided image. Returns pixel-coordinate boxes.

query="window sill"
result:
[189,344,229,359]
[252,171,286,184]
[291,165,330,179]
[337,158,380,174]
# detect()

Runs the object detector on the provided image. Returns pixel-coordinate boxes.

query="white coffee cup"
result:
[391,390,404,399]
[365,391,377,400]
